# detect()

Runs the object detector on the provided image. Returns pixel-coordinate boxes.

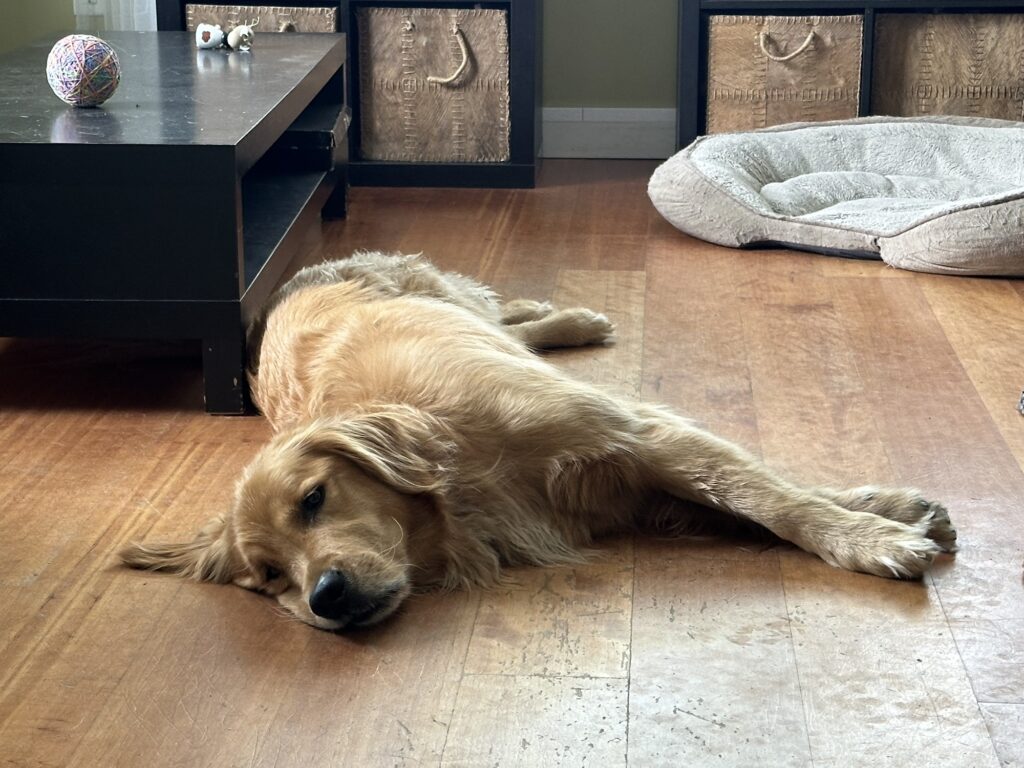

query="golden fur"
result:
[121,253,957,631]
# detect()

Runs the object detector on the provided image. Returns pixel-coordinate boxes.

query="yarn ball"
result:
[46,35,121,108]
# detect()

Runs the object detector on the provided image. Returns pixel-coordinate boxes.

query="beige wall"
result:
[542,0,678,108]
[0,0,680,108]
[0,0,75,54]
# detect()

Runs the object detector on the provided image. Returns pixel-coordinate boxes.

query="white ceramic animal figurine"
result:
[195,23,225,49]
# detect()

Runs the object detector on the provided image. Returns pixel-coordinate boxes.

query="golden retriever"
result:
[121,252,957,631]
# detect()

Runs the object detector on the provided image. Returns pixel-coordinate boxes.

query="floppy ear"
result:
[119,515,239,583]
[300,405,454,497]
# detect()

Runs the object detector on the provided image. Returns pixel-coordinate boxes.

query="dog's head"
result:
[121,408,452,631]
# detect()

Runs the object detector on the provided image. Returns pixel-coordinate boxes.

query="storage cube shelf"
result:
[872,13,1024,121]
[356,7,511,164]
[678,0,1024,149]
[342,0,540,188]
[706,14,863,133]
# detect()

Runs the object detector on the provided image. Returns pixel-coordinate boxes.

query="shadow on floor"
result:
[0,337,206,412]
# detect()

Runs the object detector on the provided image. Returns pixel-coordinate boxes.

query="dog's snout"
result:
[309,569,374,622]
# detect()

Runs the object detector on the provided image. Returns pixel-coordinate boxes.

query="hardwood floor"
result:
[1,160,1022,767]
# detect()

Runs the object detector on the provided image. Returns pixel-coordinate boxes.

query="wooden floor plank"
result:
[950,619,1024,704]
[827,275,1024,514]
[441,675,628,768]
[793,619,1001,768]
[640,236,763,451]
[0,435,205,695]
[67,590,479,768]
[631,242,810,767]
[568,161,661,238]
[736,255,893,488]
[0,440,254,764]
[462,543,633,679]
[629,555,811,768]
[919,276,1024,475]
[980,703,1024,768]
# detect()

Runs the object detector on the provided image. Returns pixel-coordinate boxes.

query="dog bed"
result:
[648,116,1024,276]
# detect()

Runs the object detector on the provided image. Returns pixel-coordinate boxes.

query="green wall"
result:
[0,0,680,108]
[542,0,678,108]
[0,0,75,54]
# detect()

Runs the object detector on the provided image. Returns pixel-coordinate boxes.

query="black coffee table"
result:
[0,31,348,413]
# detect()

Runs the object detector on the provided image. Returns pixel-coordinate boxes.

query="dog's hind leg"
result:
[501,299,554,325]
[626,405,946,578]
[506,308,615,349]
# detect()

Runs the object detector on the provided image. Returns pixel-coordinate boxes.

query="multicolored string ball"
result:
[46,35,121,108]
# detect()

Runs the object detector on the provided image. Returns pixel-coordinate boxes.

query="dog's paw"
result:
[824,486,957,553]
[815,513,942,579]
[917,500,958,553]
[567,308,616,345]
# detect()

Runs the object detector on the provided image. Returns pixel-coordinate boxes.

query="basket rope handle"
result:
[427,25,469,85]
[758,30,816,62]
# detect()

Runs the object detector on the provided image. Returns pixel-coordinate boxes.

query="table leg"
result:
[321,167,348,220]
[202,323,251,415]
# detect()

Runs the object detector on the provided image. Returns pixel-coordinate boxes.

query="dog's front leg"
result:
[630,405,948,578]
[503,306,615,349]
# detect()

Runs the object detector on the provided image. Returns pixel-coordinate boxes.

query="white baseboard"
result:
[540,108,677,159]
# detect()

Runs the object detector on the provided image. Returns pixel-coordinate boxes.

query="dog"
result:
[121,252,957,632]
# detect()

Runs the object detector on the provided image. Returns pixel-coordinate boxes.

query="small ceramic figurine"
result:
[226,19,258,52]
[194,23,225,49]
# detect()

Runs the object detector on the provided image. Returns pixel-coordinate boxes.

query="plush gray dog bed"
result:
[648,116,1024,276]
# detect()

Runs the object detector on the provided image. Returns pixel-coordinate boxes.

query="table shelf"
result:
[242,166,331,292]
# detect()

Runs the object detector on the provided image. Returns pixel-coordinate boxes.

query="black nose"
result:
[309,569,376,622]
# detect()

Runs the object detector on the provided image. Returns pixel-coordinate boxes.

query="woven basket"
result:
[185,4,337,33]
[873,14,1024,121]
[356,7,510,163]
[706,15,863,133]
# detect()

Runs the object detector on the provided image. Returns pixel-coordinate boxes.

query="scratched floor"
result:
[1,161,1022,767]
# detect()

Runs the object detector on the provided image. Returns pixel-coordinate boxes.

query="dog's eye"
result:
[301,484,325,521]
[264,565,282,582]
